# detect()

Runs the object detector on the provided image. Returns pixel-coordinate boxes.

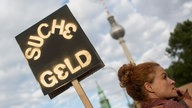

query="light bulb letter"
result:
[51,19,65,35]
[75,50,92,68]
[40,70,58,88]
[38,23,51,39]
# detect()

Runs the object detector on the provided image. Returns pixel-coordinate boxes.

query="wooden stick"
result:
[71,79,93,108]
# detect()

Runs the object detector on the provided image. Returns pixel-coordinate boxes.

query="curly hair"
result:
[117,62,159,101]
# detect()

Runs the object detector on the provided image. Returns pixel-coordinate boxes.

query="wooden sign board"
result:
[15,5,104,98]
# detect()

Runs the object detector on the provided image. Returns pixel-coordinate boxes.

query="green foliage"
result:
[166,19,192,87]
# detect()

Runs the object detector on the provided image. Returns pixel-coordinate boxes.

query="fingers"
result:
[176,88,184,96]
[183,89,192,100]
[176,89,192,100]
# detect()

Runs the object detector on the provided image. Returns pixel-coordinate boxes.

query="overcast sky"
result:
[0,0,192,108]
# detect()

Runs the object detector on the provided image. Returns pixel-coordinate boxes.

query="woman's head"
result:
[118,62,178,101]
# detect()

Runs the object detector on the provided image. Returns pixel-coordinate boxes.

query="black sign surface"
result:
[15,5,104,97]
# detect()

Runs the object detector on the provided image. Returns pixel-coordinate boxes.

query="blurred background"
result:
[0,0,192,108]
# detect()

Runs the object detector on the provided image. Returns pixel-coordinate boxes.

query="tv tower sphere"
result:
[107,15,125,40]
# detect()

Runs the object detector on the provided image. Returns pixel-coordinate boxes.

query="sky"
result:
[0,0,192,108]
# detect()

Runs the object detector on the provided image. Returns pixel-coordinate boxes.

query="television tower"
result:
[100,0,140,108]
[100,0,134,65]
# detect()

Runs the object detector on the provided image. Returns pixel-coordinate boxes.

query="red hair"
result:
[118,62,159,101]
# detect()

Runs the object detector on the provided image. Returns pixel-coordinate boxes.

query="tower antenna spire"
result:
[100,0,111,17]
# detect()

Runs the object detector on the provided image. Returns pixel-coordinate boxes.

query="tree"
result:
[166,19,192,87]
